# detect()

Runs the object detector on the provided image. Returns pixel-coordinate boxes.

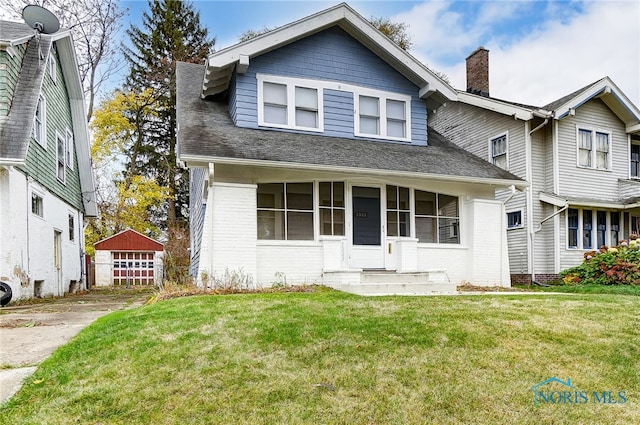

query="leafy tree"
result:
[0,0,126,121]
[86,89,169,255]
[368,16,412,50]
[123,0,215,227]
[238,16,412,50]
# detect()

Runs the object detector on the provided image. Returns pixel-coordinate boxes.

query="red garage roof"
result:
[94,229,164,252]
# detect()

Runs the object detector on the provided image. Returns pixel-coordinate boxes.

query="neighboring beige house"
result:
[429,47,640,284]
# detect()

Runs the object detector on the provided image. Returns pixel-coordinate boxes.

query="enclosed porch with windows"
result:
[196,164,513,294]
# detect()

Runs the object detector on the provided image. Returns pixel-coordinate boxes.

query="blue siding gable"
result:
[231,26,427,146]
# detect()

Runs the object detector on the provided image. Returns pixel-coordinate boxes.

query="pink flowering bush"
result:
[560,234,640,285]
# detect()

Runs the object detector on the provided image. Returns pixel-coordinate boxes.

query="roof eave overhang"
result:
[456,91,550,121]
[201,4,457,104]
[540,192,640,210]
[0,158,25,166]
[180,154,528,191]
[52,31,98,217]
[553,78,640,130]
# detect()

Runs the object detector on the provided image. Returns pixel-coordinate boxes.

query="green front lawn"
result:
[1,291,639,424]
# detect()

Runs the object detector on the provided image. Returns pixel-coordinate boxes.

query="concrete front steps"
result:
[323,269,456,296]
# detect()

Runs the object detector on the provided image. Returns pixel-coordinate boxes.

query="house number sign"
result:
[355,212,368,218]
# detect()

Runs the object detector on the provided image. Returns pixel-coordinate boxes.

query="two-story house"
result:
[177,3,527,294]
[429,47,640,284]
[0,21,97,300]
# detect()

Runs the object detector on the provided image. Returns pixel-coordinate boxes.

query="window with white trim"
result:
[577,127,610,170]
[415,190,460,244]
[56,132,66,182]
[490,133,508,169]
[33,94,45,147]
[632,215,639,235]
[507,210,522,229]
[354,89,411,142]
[319,182,345,236]
[65,129,74,170]
[49,53,57,83]
[631,142,639,179]
[386,185,410,237]
[31,193,43,217]
[68,214,75,242]
[257,183,314,240]
[257,75,322,132]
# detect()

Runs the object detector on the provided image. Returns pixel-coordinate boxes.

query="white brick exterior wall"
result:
[0,167,85,300]
[198,183,258,284]
[467,199,511,286]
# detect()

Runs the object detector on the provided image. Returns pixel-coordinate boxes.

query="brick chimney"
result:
[466,46,489,97]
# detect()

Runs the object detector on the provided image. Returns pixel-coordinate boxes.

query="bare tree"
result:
[0,0,126,121]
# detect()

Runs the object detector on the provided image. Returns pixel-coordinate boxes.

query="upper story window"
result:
[490,133,508,169]
[257,75,323,132]
[577,127,610,170]
[65,129,74,170]
[354,89,411,142]
[48,53,57,84]
[33,93,46,147]
[56,132,66,182]
[631,142,639,179]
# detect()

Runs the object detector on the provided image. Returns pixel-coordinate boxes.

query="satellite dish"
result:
[22,5,60,34]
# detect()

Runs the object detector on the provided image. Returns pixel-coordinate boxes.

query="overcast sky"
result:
[3,1,638,107]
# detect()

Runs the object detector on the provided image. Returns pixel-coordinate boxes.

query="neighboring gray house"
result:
[0,21,97,299]
[429,48,640,284]
[177,3,526,294]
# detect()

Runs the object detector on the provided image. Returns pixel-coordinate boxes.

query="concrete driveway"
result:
[0,287,151,404]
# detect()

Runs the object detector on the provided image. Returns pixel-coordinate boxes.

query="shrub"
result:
[560,238,640,285]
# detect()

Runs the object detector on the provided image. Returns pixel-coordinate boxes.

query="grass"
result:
[515,283,640,296]
[1,290,639,424]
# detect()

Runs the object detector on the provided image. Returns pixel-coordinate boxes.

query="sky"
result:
[118,0,640,108]
[1,1,637,107]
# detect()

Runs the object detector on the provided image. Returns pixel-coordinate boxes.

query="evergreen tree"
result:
[123,0,215,226]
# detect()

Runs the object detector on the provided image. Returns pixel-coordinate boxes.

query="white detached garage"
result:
[94,229,164,286]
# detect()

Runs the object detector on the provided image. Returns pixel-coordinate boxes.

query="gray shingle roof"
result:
[541,78,608,111]
[0,31,50,161]
[177,62,524,185]
[0,21,37,42]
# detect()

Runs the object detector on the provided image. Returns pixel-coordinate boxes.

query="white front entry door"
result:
[350,186,384,269]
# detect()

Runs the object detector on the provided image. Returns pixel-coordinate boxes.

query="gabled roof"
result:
[0,20,97,217]
[203,2,457,110]
[177,62,526,190]
[95,229,164,252]
[455,76,640,134]
[543,77,640,133]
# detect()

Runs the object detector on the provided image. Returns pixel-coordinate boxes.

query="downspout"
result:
[501,185,517,284]
[531,203,569,286]
[526,113,551,286]
[207,163,215,287]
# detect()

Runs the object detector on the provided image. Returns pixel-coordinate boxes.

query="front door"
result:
[351,186,384,269]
